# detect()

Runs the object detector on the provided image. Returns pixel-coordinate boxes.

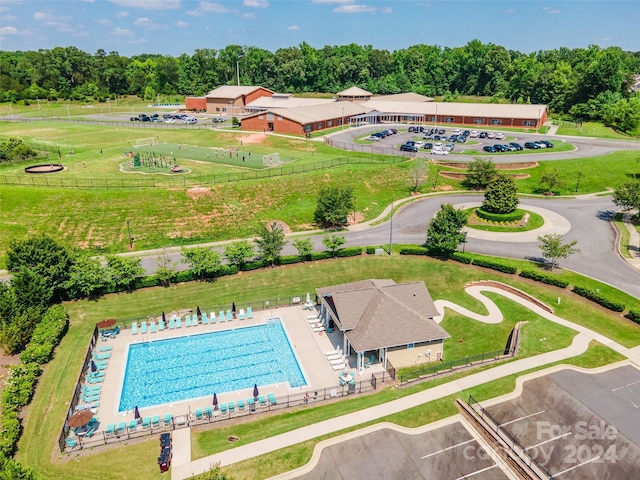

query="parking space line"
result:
[612,381,640,408]
[421,439,475,459]
[454,464,497,480]
[551,456,601,478]
[501,410,546,426]
[525,432,571,450]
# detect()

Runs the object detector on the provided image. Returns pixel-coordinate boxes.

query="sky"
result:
[1,0,639,57]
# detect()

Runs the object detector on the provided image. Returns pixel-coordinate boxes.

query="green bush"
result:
[335,247,363,258]
[240,260,264,271]
[572,286,625,312]
[399,246,429,256]
[1,363,41,409]
[311,251,332,261]
[519,270,570,288]
[0,411,21,457]
[0,452,43,480]
[20,342,54,365]
[219,265,238,276]
[279,255,302,265]
[471,258,517,274]
[366,246,377,254]
[626,310,640,324]
[450,252,473,264]
[475,208,524,223]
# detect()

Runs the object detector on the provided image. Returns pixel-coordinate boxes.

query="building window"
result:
[490,119,503,125]
[304,124,311,132]
[277,116,283,121]
[328,120,333,127]
[215,107,220,112]
[474,118,484,124]
[258,115,264,120]
[443,117,454,123]
[317,122,324,129]
[407,343,415,349]
[427,116,436,122]
[267,113,274,120]
[523,120,535,127]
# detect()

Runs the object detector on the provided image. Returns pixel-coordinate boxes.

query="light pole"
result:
[575,171,582,193]
[388,202,394,256]
[66,104,71,121]
[107,98,111,114]
[127,221,134,249]
[342,106,345,129]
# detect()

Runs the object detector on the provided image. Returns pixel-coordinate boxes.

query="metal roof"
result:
[372,92,433,102]
[243,101,373,124]
[205,86,273,99]
[337,86,372,97]
[363,100,547,119]
[245,96,335,110]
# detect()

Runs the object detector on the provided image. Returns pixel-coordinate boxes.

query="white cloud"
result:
[243,0,268,7]
[97,19,113,25]
[240,12,256,19]
[187,1,231,16]
[543,6,561,14]
[82,0,95,3]
[312,0,354,3]
[175,20,188,27]
[0,26,18,35]
[110,0,180,9]
[601,37,611,42]
[288,25,300,30]
[112,27,132,35]
[116,11,129,18]
[73,30,90,37]
[379,7,391,14]
[33,11,48,21]
[2,14,17,21]
[334,4,377,13]
[134,17,167,29]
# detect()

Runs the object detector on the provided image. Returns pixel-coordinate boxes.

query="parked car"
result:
[534,141,547,148]
[495,132,505,140]
[509,142,523,151]
[431,149,449,155]
[213,117,225,123]
[503,145,516,152]
[457,135,467,143]
[453,129,462,135]
[400,143,418,152]
[444,143,455,152]
[364,135,381,141]
[433,142,444,149]
[539,140,554,148]
[438,129,446,135]
[449,135,458,142]
[483,145,497,153]
[524,142,540,149]
[433,135,442,141]
[487,132,496,139]
[408,126,416,133]
[493,144,507,152]
[413,141,425,149]
[479,132,488,138]
[470,130,480,138]
[423,142,433,149]
[462,130,470,136]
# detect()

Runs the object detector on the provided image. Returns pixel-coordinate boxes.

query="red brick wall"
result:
[241,114,305,135]
[185,97,206,111]
[245,88,273,104]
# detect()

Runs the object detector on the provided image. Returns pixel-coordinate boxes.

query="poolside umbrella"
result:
[97,318,116,329]
[134,406,141,422]
[253,384,259,400]
[161,311,166,325]
[68,410,94,428]
[213,393,219,410]
[90,360,97,373]
[306,292,311,305]
[232,302,236,314]
[196,306,202,319]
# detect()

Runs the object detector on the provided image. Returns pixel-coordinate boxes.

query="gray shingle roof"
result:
[337,86,372,97]
[317,279,448,352]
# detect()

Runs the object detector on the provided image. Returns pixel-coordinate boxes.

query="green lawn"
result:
[16,255,640,479]
[555,121,640,140]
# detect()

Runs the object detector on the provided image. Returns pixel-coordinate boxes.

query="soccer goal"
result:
[262,153,283,166]
[135,137,155,148]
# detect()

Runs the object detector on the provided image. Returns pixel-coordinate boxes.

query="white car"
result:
[470,130,480,138]
[433,142,443,149]
[495,132,505,140]
[487,132,496,139]
[453,129,462,135]
[431,148,448,155]
[364,135,380,141]
[413,141,425,149]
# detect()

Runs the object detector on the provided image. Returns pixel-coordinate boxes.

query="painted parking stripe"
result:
[525,432,571,450]
[551,456,601,478]
[501,410,546,426]
[454,464,498,480]
[612,381,640,408]
[421,439,475,459]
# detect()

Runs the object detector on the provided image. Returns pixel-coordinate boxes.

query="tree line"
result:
[1,41,639,131]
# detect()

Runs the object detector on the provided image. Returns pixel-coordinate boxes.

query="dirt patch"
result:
[267,220,292,234]
[440,172,530,180]
[348,212,365,225]
[435,161,538,170]
[434,185,454,192]
[239,133,268,144]
[186,187,213,200]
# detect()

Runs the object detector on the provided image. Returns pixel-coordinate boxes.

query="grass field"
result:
[15,255,640,480]
[556,120,640,139]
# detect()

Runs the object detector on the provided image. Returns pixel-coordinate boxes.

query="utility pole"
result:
[236,61,240,86]
[127,221,133,249]
[575,171,582,193]
[388,202,394,256]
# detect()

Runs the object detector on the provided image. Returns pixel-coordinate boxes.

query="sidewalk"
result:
[170,284,639,480]
[622,213,640,270]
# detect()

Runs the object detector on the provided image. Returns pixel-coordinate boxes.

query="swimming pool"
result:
[118,319,306,411]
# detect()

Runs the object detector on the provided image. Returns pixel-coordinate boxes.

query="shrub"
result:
[626,310,640,324]
[279,255,301,265]
[218,265,238,277]
[20,342,54,365]
[475,208,524,223]
[240,260,264,271]
[366,246,377,254]
[471,258,517,274]
[572,286,625,312]
[1,363,41,409]
[0,411,21,457]
[335,247,363,258]
[399,246,429,256]
[519,270,570,288]
[311,251,332,261]
[174,270,197,283]
[450,252,473,264]
[0,452,42,480]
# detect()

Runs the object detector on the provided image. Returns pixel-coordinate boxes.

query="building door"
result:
[268,123,274,132]
[436,351,442,361]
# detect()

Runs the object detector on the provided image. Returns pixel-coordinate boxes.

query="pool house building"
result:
[316,279,450,373]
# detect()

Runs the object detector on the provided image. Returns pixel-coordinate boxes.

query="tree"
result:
[537,234,580,269]
[539,168,563,195]
[407,158,428,194]
[154,252,176,287]
[65,253,108,299]
[292,238,313,261]
[314,186,355,229]
[482,174,519,214]
[613,181,640,220]
[223,241,254,268]
[106,255,144,292]
[10,267,52,313]
[254,222,286,267]
[425,204,468,257]
[181,247,222,280]
[465,157,496,189]
[6,234,73,302]
[322,235,346,257]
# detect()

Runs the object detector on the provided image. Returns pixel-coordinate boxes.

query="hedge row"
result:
[399,246,429,256]
[0,363,41,456]
[626,310,640,324]
[335,246,363,258]
[20,305,69,364]
[519,270,570,288]
[470,258,518,274]
[572,286,626,312]
[450,252,473,264]
[475,208,524,223]
[0,452,42,480]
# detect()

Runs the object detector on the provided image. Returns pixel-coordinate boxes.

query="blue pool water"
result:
[118,319,306,411]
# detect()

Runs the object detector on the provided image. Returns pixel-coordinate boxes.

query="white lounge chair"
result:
[312,326,325,332]
[332,363,346,370]
[306,314,319,320]
[329,357,344,365]
[325,350,340,356]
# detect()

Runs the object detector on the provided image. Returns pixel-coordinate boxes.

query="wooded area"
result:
[1,41,639,130]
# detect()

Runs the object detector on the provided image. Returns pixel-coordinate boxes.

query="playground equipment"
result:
[262,153,283,167]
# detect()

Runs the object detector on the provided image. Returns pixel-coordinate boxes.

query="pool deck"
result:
[86,305,366,435]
